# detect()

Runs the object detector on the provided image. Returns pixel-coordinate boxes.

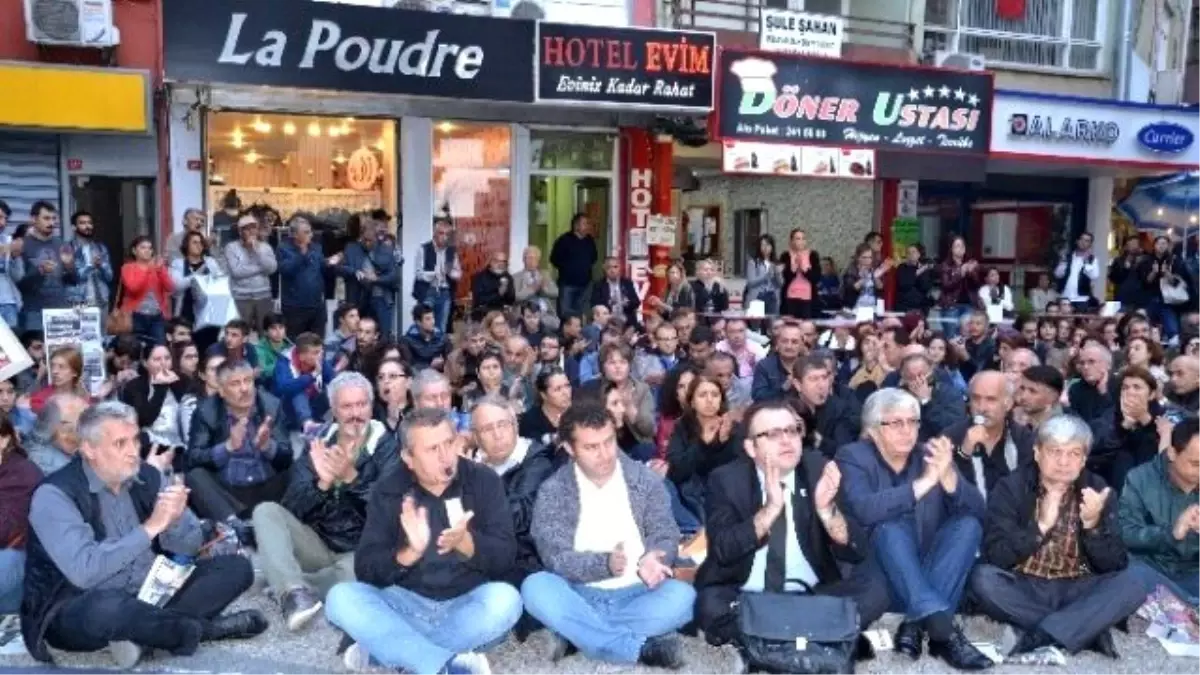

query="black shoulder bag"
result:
[737,585,860,674]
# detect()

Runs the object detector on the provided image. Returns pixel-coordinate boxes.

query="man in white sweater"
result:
[223,215,278,334]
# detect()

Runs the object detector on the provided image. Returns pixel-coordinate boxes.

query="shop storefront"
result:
[0,61,154,255]
[917,90,1199,298]
[162,0,715,329]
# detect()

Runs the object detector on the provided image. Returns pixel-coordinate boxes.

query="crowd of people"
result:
[0,197,1197,675]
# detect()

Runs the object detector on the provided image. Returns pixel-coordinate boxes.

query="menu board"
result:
[721,141,875,180]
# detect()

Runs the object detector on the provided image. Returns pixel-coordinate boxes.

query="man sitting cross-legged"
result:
[21,401,266,668]
[324,407,521,675]
[694,400,890,650]
[970,414,1144,658]
[521,402,695,670]
[252,372,398,631]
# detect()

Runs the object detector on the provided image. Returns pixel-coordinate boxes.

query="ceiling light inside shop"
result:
[437,122,455,133]
[231,127,245,149]
[244,149,259,164]
[252,116,271,133]
[340,120,353,135]
[1191,214,1198,224]
[334,151,347,164]
[283,121,296,135]
[308,122,321,137]
[375,137,387,150]
[329,125,343,138]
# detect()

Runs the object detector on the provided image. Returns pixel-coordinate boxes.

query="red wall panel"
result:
[0,0,161,73]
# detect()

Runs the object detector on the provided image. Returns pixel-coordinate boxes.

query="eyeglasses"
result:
[752,425,802,442]
[1041,446,1085,462]
[879,418,920,431]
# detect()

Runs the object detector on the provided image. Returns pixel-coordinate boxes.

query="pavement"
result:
[1,583,1195,675]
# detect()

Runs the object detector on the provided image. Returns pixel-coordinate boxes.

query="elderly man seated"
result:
[521,403,694,670]
[694,400,889,649]
[946,371,1035,501]
[896,353,968,442]
[21,402,265,668]
[251,372,398,632]
[25,392,89,475]
[836,389,991,670]
[970,414,1143,658]
[1120,416,1199,607]
[325,408,521,675]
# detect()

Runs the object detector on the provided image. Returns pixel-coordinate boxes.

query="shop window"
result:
[433,121,511,304]
[530,131,613,172]
[206,112,398,246]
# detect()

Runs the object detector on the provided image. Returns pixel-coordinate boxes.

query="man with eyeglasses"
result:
[837,388,991,670]
[633,324,681,396]
[970,414,1140,659]
[470,251,515,321]
[693,400,888,653]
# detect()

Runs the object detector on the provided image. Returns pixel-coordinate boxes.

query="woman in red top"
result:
[779,228,823,319]
[0,416,41,612]
[120,236,175,346]
[28,346,92,414]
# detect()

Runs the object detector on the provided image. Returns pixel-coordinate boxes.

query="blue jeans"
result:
[0,304,17,329]
[133,313,166,346]
[939,304,972,340]
[559,285,588,318]
[872,515,982,621]
[370,297,396,341]
[324,581,521,674]
[665,479,704,536]
[520,572,695,663]
[0,548,24,614]
[1129,557,1199,607]
[425,287,453,335]
[1148,299,1182,341]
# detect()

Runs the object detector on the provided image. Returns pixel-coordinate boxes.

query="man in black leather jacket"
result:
[251,372,398,632]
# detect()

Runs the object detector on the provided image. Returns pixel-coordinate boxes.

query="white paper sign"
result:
[760,8,845,57]
[646,215,678,247]
[986,305,1004,324]
[854,306,875,323]
[444,497,465,526]
[43,308,107,396]
[875,299,886,315]
[1101,301,1122,317]
[0,320,33,382]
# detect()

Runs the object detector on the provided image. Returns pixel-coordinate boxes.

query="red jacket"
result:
[120,262,175,318]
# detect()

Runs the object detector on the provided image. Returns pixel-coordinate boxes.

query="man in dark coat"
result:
[945,371,1035,501]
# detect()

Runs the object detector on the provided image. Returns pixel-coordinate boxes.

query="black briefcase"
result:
[736,588,860,674]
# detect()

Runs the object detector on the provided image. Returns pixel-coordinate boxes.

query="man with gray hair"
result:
[252,371,398,632]
[21,401,266,667]
[970,414,1141,659]
[897,352,967,441]
[412,368,470,440]
[165,207,208,262]
[1067,343,1116,439]
[277,214,334,338]
[945,371,1035,501]
[837,389,990,670]
[26,392,89,476]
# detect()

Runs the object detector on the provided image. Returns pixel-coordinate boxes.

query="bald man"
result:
[1167,355,1198,411]
[943,371,1035,501]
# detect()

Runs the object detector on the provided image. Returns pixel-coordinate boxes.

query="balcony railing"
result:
[660,0,914,53]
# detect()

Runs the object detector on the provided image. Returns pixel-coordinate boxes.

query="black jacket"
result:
[790,393,861,459]
[119,374,193,432]
[280,422,399,553]
[589,276,640,326]
[1108,254,1144,306]
[901,382,967,442]
[354,457,516,600]
[471,268,516,315]
[666,418,743,486]
[982,464,1127,575]
[1068,376,1118,442]
[695,453,866,592]
[490,440,564,580]
[1090,400,1164,493]
[895,261,935,312]
[185,391,293,478]
[691,280,730,315]
[945,418,1035,498]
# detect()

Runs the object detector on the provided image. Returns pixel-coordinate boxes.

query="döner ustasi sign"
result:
[715,49,994,156]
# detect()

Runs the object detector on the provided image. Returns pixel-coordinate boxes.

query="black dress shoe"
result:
[638,634,685,670]
[1086,629,1120,659]
[894,622,924,660]
[1008,627,1054,657]
[928,628,993,671]
[855,634,876,661]
[204,609,269,641]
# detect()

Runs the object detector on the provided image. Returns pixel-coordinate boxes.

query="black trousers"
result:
[44,555,252,655]
[782,298,816,320]
[696,566,891,646]
[186,467,288,521]
[282,305,326,340]
[968,564,1145,653]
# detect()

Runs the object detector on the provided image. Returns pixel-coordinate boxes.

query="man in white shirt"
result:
[692,401,889,649]
[522,403,693,669]
[1053,232,1100,312]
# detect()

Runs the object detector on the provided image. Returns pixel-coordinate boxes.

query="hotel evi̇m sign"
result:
[715,49,994,156]
[536,23,716,111]
[162,0,535,102]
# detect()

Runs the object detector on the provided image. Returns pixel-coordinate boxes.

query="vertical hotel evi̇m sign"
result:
[715,49,994,156]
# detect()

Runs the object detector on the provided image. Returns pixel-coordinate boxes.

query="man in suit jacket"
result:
[694,401,889,648]
[589,256,640,328]
[946,370,1036,502]
[836,388,991,671]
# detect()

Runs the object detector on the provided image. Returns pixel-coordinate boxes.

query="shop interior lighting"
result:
[329,125,343,138]
[283,121,296,136]
[244,149,259,164]
[340,119,353,135]
[437,121,456,133]
[252,116,271,133]
[308,121,321,137]
[334,150,347,164]
[375,137,387,150]
[231,127,245,149]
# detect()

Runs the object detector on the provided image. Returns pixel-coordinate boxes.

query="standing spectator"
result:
[744,234,780,317]
[224,214,278,336]
[66,211,114,324]
[339,214,400,339]
[1053,231,1100,313]
[118,236,174,346]
[412,217,461,335]
[550,213,598,318]
[514,245,560,332]
[1108,234,1145,309]
[977,267,1014,318]
[842,244,885,311]
[211,189,242,247]
[14,201,78,332]
[895,244,935,313]
[169,231,224,354]
[278,215,333,339]
[471,251,516,321]
[589,257,640,328]
[1139,235,1190,342]
[937,236,980,340]
[780,229,822,319]
[0,417,40,615]
[816,256,842,311]
[1028,272,1059,313]
[0,199,21,327]
[164,207,208,262]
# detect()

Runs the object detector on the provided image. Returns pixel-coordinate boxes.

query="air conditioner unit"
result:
[934,50,986,71]
[1152,69,1184,104]
[24,0,119,48]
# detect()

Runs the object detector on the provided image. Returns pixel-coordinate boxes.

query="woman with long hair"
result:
[926,333,968,395]
[29,346,91,414]
[119,235,175,346]
[483,311,511,346]
[373,357,413,434]
[937,235,980,339]
[518,367,572,448]
[665,373,739,533]
[977,267,1015,318]
[848,329,888,400]
[0,416,41,614]
[1138,235,1190,341]
[841,243,886,311]
[592,342,655,449]
[1125,336,1168,388]
[895,243,935,313]
[171,339,205,396]
[780,228,822,319]
[744,234,781,317]
[654,260,695,317]
[462,351,519,414]
[654,365,699,463]
[169,230,224,354]
[119,343,191,473]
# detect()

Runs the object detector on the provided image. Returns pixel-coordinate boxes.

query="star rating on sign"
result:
[953,87,966,101]
[967,93,979,106]
[938,85,952,98]
[923,85,935,98]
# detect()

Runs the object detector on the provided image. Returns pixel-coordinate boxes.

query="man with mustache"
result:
[252,372,398,632]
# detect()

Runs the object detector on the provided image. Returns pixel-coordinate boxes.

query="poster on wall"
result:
[716,49,993,155]
[759,9,844,57]
[0,321,33,382]
[646,215,678,247]
[722,141,875,179]
[43,308,108,396]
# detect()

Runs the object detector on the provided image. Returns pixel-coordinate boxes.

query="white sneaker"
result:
[447,652,492,675]
[108,641,142,669]
[342,641,371,672]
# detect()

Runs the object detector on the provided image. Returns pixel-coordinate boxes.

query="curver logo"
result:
[1136,122,1194,154]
